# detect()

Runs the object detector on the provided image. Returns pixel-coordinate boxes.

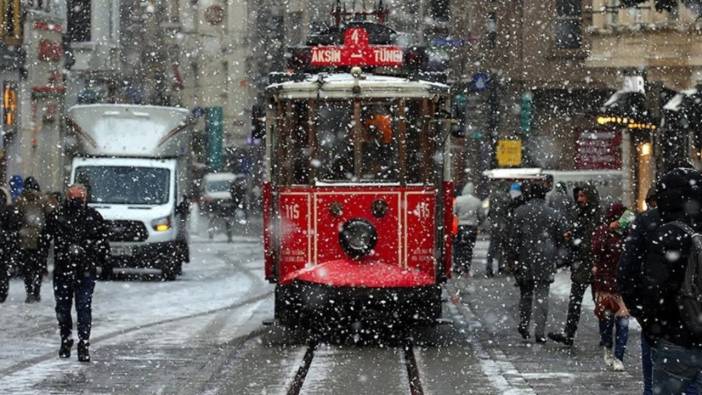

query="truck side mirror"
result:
[176,195,191,217]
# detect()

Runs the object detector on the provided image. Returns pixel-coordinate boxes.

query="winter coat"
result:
[620,168,702,348]
[570,183,601,284]
[15,190,49,251]
[46,201,109,276]
[507,197,566,284]
[0,200,19,260]
[454,183,484,227]
[592,202,626,294]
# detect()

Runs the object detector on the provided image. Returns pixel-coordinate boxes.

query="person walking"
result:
[549,182,601,346]
[507,180,566,343]
[620,168,702,394]
[46,184,109,362]
[453,182,484,275]
[547,181,575,269]
[592,202,630,371]
[15,177,49,303]
[486,187,510,277]
[0,187,18,303]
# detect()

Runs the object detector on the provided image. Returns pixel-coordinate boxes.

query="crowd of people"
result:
[454,166,702,394]
[0,178,108,363]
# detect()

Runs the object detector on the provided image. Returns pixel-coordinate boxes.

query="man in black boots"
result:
[46,185,109,362]
[548,183,601,346]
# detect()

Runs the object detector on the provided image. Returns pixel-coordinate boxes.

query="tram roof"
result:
[266,73,449,100]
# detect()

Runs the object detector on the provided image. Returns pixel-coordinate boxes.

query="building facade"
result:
[587,0,702,208]
[2,1,68,192]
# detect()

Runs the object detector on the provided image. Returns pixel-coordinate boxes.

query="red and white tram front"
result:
[262,71,453,326]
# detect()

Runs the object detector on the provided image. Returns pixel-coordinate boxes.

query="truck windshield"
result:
[75,166,171,205]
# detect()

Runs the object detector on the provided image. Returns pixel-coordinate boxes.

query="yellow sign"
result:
[496,139,522,167]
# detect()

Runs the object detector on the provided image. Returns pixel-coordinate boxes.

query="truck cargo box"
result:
[67,104,192,158]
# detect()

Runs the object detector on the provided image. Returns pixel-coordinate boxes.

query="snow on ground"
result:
[0,228,268,373]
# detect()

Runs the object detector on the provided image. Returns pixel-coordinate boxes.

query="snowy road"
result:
[1,227,646,394]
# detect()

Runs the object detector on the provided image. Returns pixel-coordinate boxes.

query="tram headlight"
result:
[339,219,378,259]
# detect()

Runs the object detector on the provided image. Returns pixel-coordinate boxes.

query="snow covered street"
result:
[0,232,647,394]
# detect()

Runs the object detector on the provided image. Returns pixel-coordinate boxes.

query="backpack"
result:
[18,200,46,250]
[669,221,702,335]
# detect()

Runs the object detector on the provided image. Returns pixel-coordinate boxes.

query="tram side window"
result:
[405,100,439,184]
[278,101,310,185]
[317,101,354,181]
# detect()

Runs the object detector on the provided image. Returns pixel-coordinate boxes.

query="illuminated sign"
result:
[3,82,17,127]
[310,28,403,67]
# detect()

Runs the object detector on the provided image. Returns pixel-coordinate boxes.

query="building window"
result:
[606,0,620,27]
[430,0,450,22]
[67,0,91,42]
[554,0,582,49]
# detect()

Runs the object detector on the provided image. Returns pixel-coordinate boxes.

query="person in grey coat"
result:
[453,182,484,274]
[507,180,567,343]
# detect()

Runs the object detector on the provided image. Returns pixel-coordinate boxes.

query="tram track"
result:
[285,338,425,395]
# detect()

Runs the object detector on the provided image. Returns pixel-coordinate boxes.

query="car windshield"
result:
[75,166,170,205]
[206,180,233,193]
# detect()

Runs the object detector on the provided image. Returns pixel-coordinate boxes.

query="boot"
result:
[547,332,573,346]
[77,340,90,362]
[59,339,73,359]
[518,326,530,340]
[603,347,614,367]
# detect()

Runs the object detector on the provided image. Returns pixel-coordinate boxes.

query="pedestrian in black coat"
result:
[619,168,702,394]
[0,188,19,303]
[46,184,109,362]
[549,182,601,346]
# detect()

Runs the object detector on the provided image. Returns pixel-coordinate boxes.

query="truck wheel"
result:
[161,261,178,281]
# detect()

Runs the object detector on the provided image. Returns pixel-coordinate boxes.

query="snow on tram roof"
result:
[267,73,449,99]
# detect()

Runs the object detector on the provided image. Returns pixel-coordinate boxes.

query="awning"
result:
[601,90,649,121]
[597,76,655,129]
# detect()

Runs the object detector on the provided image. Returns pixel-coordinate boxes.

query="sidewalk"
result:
[451,239,645,394]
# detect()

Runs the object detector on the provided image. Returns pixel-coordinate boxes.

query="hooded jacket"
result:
[453,183,484,227]
[592,202,626,294]
[634,168,702,348]
[570,183,602,284]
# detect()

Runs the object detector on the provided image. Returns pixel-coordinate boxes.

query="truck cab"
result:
[67,104,193,280]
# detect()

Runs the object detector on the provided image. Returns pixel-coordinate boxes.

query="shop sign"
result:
[496,139,522,167]
[38,39,62,62]
[311,28,403,67]
[575,129,622,170]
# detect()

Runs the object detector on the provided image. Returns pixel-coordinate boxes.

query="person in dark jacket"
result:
[0,187,18,303]
[619,168,702,394]
[15,176,49,303]
[549,182,601,346]
[592,202,630,371]
[507,180,567,343]
[46,184,109,362]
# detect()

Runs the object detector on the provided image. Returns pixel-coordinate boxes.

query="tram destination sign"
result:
[311,28,404,68]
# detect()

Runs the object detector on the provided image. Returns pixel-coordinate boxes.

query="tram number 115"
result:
[283,203,300,220]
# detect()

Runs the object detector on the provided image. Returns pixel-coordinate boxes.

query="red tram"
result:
[262,4,454,326]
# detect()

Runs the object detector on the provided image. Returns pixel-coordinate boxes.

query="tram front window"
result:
[276,98,439,185]
[317,100,400,182]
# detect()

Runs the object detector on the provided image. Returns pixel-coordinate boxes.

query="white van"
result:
[67,104,193,280]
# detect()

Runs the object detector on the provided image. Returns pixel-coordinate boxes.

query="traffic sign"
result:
[496,139,522,167]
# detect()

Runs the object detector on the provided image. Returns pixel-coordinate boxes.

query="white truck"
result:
[67,104,193,280]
